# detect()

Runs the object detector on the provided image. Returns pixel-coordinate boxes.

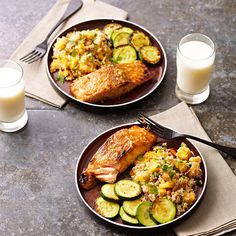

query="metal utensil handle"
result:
[44,0,83,42]
[184,134,236,158]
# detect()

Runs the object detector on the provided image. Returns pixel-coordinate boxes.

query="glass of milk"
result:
[0,60,28,132]
[175,33,215,104]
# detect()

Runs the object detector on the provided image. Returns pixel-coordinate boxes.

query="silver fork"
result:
[20,0,83,64]
[138,113,236,158]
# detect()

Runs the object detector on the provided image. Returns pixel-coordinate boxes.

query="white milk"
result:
[0,67,25,122]
[177,40,214,94]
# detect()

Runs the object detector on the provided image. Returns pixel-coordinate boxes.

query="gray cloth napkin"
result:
[151,102,236,236]
[10,0,128,108]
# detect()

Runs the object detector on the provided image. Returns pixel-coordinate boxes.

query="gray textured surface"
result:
[0,0,235,235]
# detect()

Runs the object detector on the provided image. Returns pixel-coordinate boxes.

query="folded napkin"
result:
[151,102,236,236]
[10,0,128,108]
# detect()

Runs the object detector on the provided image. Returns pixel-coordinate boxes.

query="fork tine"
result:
[24,52,42,63]
[138,113,165,132]
[138,118,164,137]
[27,53,43,64]
[19,50,36,61]
[21,52,38,62]
[137,113,166,138]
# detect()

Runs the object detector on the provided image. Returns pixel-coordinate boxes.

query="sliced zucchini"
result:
[113,45,137,64]
[123,198,142,217]
[101,184,119,201]
[115,180,141,199]
[119,206,139,225]
[139,46,161,64]
[113,32,130,48]
[94,196,120,218]
[150,198,176,224]
[130,31,151,51]
[111,27,134,42]
[103,23,122,40]
[136,202,157,226]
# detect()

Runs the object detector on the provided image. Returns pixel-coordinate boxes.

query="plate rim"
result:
[74,122,208,229]
[46,18,167,108]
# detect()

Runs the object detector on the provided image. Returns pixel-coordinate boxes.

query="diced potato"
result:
[162,172,170,181]
[59,69,69,77]
[86,31,96,40]
[76,43,85,54]
[175,160,188,173]
[188,162,201,178]
[184,191,196,203]
[55,37,67,50]
[133,173,149,182]
[158,187,167,195]
[50,60,58,72]
[159,181,174,189]
[70,58,79,69]
[177,146,192,160]
[189,156,201,163]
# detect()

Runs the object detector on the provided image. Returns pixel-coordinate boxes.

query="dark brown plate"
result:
[75,123,207,229]
[46,19,167,108]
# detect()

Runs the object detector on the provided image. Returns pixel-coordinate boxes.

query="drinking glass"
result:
[0,60,28,132]
[175,33,215,104]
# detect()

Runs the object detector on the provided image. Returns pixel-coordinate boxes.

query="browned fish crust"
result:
[70,61,154,103]
[79,125,157,190]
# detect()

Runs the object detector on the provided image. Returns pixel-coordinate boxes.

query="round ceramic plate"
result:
[46,19,167,108]
[75,123,207,229]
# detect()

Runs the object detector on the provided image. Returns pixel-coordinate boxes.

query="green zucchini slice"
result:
[113,45,137,64]
[103,23,122,40]
[123,198,142,216]
[136,202,157,226]
[101,184,119,201]
[115,180,141,199]
[94,197,120,218]
[119,206,139,224]
[150,198,176,224]
[113,32,130,48]
[139,46,161,64]
[131,31,151,51]
[111,27,134,42]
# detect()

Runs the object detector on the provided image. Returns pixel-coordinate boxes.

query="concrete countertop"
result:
[0,0,235,235]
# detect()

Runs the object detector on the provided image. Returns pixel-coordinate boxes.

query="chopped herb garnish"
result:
[162,164,168,171]
[56,73,65,83]
[71,50,78,57]
[148,185,158,195]
[169,171,175,179]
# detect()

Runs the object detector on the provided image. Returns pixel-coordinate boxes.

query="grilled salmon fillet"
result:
[79,125,157,190]
[70,60,153,103]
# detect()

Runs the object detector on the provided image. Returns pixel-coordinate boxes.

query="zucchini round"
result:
[113,32,130,48]
[130,31,151,51]
[111,27,133,42]
[123,198,142,217]
[150,198,176,224]
[101,184,119,201]
[113,45,137,64]
[103,23,122,40]
[119,206,139,225]
[139,46,161,64]
[136,202,157,226]
[115,180,141,199]
[94,197,120,218]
